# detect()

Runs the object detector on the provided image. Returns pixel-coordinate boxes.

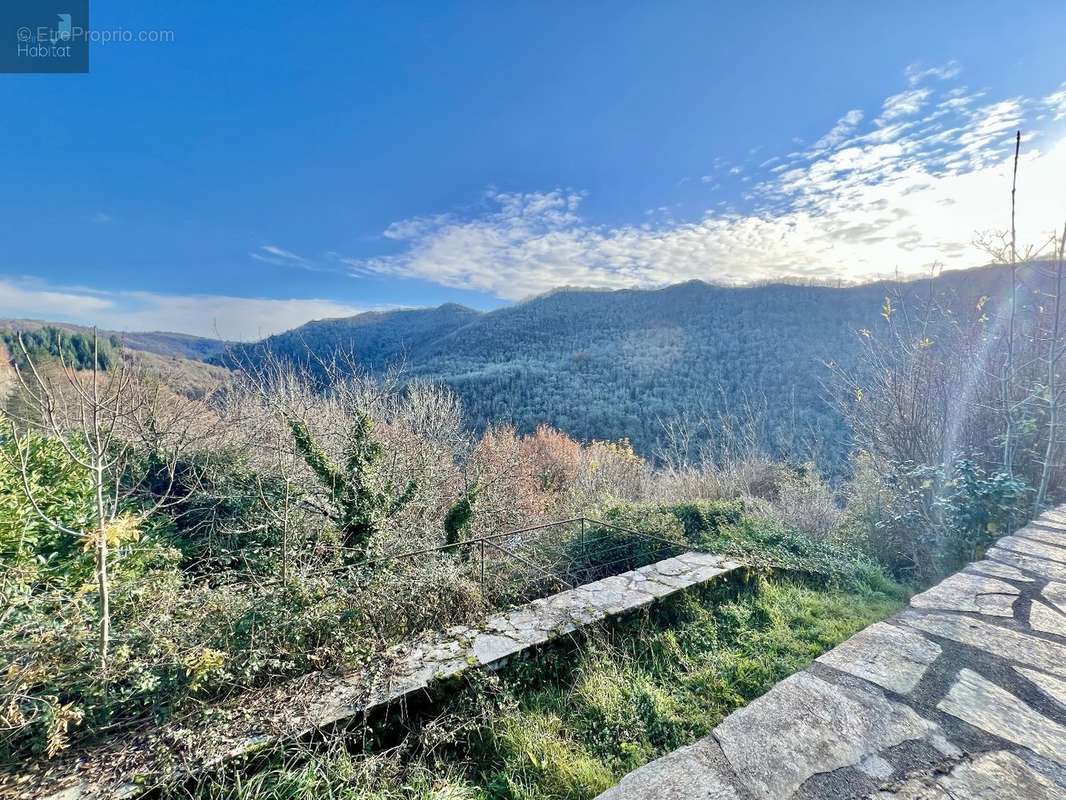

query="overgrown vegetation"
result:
[0,324,1044,775]
[183,576,902,800]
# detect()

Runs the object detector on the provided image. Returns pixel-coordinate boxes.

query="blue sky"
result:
[2,1,1065,339]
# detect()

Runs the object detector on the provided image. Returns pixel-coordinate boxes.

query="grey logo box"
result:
[2,0,89,73]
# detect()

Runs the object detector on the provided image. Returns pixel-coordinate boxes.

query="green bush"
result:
[646,495,895,594]
[287,412,417,555]
[659,499,746,542]
[0,430,182,759]
[565,499,892,594]
[136,446,296,576]
[852,457,1031,581]
[0,431,96,594]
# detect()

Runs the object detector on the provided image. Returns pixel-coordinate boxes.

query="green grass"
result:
[182,575,905,800]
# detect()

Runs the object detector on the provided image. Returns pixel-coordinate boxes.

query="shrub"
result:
[765,465,842,540]
[443,486,479,553]
[845,455,1031,581]
[288,411,418,554]
[659,499,745,542]
[0,430,96,594]
[136,446,293,576]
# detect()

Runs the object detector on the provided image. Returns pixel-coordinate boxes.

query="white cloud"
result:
[249,244,354,276]
[878,88,932,123]
[351,74,1066,300]
[1046,83,1066,121]
[0,279,368,340]
[0,280,113,319]
[813,109,864,150]
[250,244,312,267]
[905,60,961,86]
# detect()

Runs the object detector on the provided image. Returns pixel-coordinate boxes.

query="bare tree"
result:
[1035,220,1066,510]
[1003,131,1022,475]
[4,330,200,670]
[255,428,300,587]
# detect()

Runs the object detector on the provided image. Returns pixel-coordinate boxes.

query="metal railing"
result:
[361,516,687,605]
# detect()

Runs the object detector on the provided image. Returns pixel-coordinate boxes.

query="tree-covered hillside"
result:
[0,326,117,371]
[218,266,1024,473]
[222,302,483,373]
[0,319,229,361]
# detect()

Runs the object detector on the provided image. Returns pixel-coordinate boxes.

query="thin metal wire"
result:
[484,539,574,590]
[360,517,589,567]
[583,517,685,548]
[248,516,683,599]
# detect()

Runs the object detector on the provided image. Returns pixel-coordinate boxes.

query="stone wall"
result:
[597,508,1066,799]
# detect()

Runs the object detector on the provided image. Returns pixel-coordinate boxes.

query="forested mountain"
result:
[0,319,229,360]
[7,266,1022,474]
[225,303,483,372]
[219,265,1023,473]
[0,326,118,371]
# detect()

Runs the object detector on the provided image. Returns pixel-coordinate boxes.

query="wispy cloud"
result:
[905,60,961,86]
[350,67,1066,300]
[878,88,932,123]
[813,109,864,150]
[249,244,312,268]
[0,278,368,340]
[249,244,354,276]
[1046,82,1066,121]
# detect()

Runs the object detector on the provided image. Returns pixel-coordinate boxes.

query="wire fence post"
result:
[480,539,485,595]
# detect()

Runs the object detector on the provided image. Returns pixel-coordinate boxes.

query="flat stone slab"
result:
[966,558,1035,582]
[1044,581,1066,615]
[816,622,941,694]
[872,750,1064,799]
[712,671,945,800]
[899,611,1066,678]
[597,507,1066,799]
[987,545,1066,581]
[1031,601,1066,637]
[1015,526,1066,548]
[908,571,1018,617]
[938,668,1066,765]
[997,534,1066,564]
[15,551,741,800]
[1016,666,1066,712]
[596,738,741,800]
